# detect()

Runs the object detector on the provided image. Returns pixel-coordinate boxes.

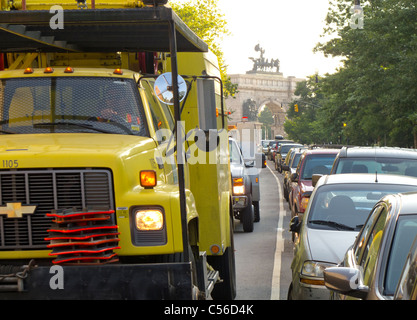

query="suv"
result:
[331,146,417,177]
[229,138,264,232]
[289,149,339,218]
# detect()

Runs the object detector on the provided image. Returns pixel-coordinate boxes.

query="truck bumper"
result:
[232,195,248,209]
[0,262,194,300]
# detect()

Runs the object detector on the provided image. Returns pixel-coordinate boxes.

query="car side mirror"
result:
[282,164,290,171]
[324,267,369,299]
[290,172,298,182]
[289,216,301,233]
[312,174,323,187]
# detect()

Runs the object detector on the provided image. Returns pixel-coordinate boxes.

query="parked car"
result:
[289,175,417,300]
[289,148,339,218]
[267,141,277,160]
[331,146,417,177]
[282,147,305,202]
[394,235,417,300]
[275,143,303,172]
[261,139,274,156]
[229,137,265,232]
[324,192,417,300]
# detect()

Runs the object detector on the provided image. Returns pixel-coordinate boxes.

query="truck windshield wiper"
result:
[33,122,114,134]
[309,220,355,231]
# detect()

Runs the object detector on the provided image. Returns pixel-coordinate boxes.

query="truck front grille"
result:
[0,169,114,250]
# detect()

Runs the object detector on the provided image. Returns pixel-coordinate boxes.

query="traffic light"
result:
[294,104,298,112]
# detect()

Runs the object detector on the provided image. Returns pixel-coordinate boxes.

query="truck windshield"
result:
[0,77,148,136]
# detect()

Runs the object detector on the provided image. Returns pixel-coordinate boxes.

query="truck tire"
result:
[253,201,260,222]
[242,195,254,232]
[208,216,236,300]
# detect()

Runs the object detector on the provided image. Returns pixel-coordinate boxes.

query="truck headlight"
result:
[232,177,245,195]
[135,209,164,231]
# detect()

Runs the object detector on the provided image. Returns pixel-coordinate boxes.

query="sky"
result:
[197,0,343,79]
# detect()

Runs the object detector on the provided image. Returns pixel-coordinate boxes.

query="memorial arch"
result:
[225,45,304,138]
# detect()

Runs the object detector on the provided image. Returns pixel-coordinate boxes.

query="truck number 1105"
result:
[2,160,19,168]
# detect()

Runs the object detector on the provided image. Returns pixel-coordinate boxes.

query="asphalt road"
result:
[233,159,294,300]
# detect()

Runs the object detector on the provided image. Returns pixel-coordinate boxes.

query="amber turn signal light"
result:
[140,170,157,188]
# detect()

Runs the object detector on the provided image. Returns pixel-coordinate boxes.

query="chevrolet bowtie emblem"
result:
[0,203,37,218]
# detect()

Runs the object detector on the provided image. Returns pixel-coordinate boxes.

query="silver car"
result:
[288,174,417,300]
[325,192,417,300]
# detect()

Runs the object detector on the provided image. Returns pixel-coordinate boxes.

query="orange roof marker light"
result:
[140,170,157,189]
[44,67,54,73]
[64,66,74,73]
[24,67,34,74]
[113,68,123,75]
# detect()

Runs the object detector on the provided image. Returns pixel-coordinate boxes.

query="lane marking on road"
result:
[268,164,286,300]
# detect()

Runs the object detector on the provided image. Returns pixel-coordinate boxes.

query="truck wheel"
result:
[253,201,260,222]
[242,196,254,232]
[208,216,236,300]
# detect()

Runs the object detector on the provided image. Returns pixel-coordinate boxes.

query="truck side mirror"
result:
[154,72,187,105]
[255,153,266,169]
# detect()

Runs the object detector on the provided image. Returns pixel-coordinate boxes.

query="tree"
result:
[258,107,274,139]
[313,0,417,147]
[170,0,238,98]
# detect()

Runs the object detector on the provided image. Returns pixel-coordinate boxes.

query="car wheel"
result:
[253,201,260,222]
[283,186,289,202]
[287,282,293,300]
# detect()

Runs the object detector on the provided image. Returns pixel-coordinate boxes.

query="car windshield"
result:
[308,184,417,231]
[0,77,148,136]
[335,157,417,177]
[262,141,271,147]
[281,144,300,153]
[385,214,417,296]
[301,154,337,179]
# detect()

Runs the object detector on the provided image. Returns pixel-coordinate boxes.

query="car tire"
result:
[283,185,289,202]
[287,282,293,300]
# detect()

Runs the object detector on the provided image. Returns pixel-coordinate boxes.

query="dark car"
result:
[275,143,303,172]
[289,148,339,219]
[324,192,417,300]
[331,146,417,177]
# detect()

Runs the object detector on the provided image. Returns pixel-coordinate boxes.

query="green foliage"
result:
[258,107,274,139]
[170,0,238,98]
[288,0,417,148]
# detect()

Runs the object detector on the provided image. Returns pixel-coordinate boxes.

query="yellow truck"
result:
[0,0,236,299]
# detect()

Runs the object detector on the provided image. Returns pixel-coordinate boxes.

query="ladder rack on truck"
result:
[0,2,235,300]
